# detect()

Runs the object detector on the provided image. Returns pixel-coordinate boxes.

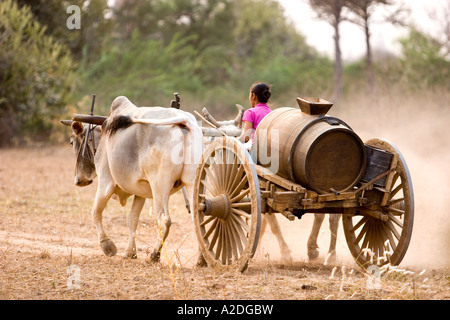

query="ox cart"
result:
[193,98,413,272]
[71,95,413,272]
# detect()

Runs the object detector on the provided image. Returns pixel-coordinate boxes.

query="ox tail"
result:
[106,115,191,136]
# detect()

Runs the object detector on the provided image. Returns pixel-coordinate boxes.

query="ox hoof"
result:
[100,239,117,257]
[308,246,320,261]
[324,252,337,266]
[196,254,207,268]
[149,251,161,263]
[281,255,293,265]
[124,251,138,260]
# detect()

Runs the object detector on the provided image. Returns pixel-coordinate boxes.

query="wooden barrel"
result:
[254,108,366,194]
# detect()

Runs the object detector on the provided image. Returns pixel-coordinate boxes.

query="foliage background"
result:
[0,0,448,145]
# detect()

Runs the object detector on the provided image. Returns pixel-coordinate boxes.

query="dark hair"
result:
[251,82,271,103]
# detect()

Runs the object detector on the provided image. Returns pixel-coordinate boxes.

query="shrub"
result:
[0,0,77,146]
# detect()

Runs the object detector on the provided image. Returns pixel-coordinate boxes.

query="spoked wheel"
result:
[193,137,261,272]
[343,139,414,269]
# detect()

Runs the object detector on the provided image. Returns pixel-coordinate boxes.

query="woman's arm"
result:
[238,121,254,143]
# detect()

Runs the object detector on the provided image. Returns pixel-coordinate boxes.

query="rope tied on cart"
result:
[353,167,396,194]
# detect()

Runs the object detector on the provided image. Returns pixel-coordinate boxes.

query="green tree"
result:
[113,0,235,85]
[79,31,202,112]
[0,0,77,146]
[346,0,408,92]
[114,0,234,48]
[80,0,333,114]
[397,28,450,90]
[16,0,114,63]
[230,0,332,100]
[233,0,311,59]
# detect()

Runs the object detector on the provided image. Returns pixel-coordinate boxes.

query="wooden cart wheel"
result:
[193,136,261,272]
[343,139,414,268]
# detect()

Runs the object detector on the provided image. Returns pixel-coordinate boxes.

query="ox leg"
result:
[149,187,172,263]
[183,182,207,267]
[125,196,146,259]
[263,214,293,264]
[258,214,269,243]
[307,214,325,261]
[324,214,341,266]
[256,214,268,258]
[92,186,117,257]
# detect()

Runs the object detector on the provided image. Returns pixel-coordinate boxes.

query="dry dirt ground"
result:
[0,144,448,301]
[1,93,450,300]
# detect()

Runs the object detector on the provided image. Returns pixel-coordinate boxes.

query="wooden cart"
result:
[193,98,414,272]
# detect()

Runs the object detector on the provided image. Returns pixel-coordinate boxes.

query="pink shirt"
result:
[242,103,272,130]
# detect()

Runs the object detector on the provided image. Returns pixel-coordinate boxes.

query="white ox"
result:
[62,96,206,265]
[203,108,341,265]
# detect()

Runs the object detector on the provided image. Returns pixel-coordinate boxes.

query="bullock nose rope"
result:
[77,131,96,170]
[82,124,97,158]
[82,95,97,158]
[81,125,98,158]
[77,95,99,172]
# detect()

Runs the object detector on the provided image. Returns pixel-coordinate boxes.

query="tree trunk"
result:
[333,20,343,104]
[364,18,376,93]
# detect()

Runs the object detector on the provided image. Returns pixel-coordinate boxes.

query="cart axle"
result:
[200,194,231,220]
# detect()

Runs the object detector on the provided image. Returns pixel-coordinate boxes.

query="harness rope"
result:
[78,124,98,171]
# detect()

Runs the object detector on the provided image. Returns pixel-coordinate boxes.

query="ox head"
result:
[61,120,102,187]
[202,104,244,130]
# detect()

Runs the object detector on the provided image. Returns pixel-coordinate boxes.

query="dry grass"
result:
[0,146,448,300]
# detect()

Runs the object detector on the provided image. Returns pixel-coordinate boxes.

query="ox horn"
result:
[234,104,244,128]
[61,120,74,126]
[202,107,220,128]
[72,114,107,126]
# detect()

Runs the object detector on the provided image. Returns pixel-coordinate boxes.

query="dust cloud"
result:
[338,90,450,268]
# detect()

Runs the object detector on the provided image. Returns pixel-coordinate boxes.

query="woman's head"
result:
[249,82,271,106]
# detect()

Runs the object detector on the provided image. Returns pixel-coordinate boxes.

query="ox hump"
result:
[105,115,134,136]
[110,96,136,115]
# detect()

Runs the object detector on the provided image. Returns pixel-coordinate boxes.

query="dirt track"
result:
[0,145,448,300]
